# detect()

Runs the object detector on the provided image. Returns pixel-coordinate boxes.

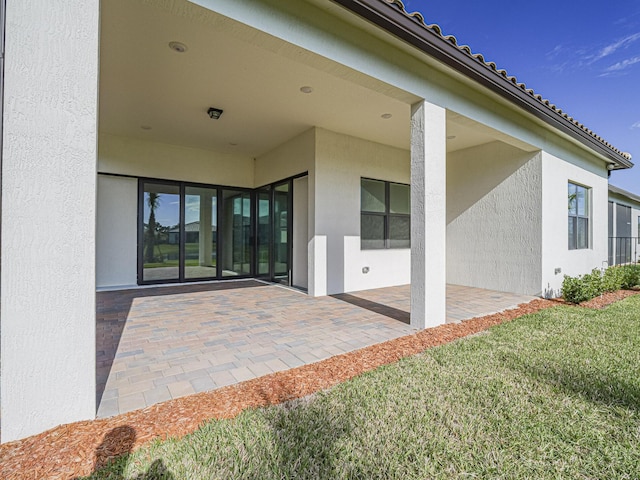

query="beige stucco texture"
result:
[447,141,542,295]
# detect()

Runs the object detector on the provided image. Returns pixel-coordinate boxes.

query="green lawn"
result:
[143,243,216,269]
[86,298,640,479]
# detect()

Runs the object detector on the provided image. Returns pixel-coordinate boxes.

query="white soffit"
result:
[100,0,527,158]
[99,0,413,157]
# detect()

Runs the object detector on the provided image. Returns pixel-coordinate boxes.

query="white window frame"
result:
[568,182,590,250]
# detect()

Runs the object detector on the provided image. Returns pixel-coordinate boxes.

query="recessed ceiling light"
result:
[141,125,152,130]
[447,135,456,140]
[168,41,188,53]
[381,113,392,119]
[207,107,224,120]
[300,86,313,94]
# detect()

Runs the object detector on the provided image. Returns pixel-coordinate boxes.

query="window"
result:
[616,203,632,237]
[615,204,632,264]
[361,178,410,249]
[568,182,589,250]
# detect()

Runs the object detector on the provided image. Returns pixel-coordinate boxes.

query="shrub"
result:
[602,266,624,292]
[583,268,605,298]
[621,264,640,289]
[562,264,640,304]
[562,275,591,304]
[562,268,604,304]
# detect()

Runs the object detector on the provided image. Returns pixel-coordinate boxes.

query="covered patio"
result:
[1,0,626,445]
[96,282,534,417]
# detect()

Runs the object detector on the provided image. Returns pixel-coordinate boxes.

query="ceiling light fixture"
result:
[207,107,224,120]
[381,113,392,119]
[300,86,313,94]
[168,41,188,53]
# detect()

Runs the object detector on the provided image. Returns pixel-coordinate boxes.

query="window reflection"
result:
[222,190,251,277]
[142,183,180,282]
[185,186,217,279]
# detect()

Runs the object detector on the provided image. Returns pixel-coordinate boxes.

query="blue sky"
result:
[403,0,640,194]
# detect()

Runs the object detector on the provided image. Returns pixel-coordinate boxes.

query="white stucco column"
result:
[410,100,447,328]
[306,167,328,297]
[1,1,100,442]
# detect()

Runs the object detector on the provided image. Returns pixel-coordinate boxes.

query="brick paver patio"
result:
[96,281,534,417]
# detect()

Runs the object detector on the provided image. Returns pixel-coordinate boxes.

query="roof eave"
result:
[609,184,640,204]
[331,0,633,169]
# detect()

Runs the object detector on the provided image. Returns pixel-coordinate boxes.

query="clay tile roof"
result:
[340,0,632,169]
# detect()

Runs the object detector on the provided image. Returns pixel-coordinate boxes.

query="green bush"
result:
[562,274,592,304]
[602,266,624,292]
[562,268,604,304]
[583,268,604,297]
[621,264,640,289]
[562,264,640,304]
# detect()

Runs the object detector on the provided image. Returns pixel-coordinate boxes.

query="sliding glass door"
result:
[253,182,292,285]
[139,181,247,284]
[184,186,217,279]
[140,182,181,283]
[256,187,271,278]
[221,190,251,277]
[138,176,301,286]
[273,181,291,285]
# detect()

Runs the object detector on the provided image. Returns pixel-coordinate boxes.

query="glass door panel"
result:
[221,189,252,277]
[184,186,217,279]
[273,182,290,284]
[138,178,303,285]
[141,182,180,282]
[256,188,271,277]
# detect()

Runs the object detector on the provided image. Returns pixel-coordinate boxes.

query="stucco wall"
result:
[255,128,314,186]
[447,141,542,295]
[99,133,254,187]
[313,128,410,295]
[97,175,138,287]
[1,0,100,442]
[541,151,609,297]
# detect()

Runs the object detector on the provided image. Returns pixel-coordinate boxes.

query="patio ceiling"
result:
[99,0,530,159]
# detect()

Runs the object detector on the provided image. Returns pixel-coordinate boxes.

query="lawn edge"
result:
[1,291,638,479]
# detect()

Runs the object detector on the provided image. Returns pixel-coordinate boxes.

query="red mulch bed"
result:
[0,292,637,480]
[578,289,640,308]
